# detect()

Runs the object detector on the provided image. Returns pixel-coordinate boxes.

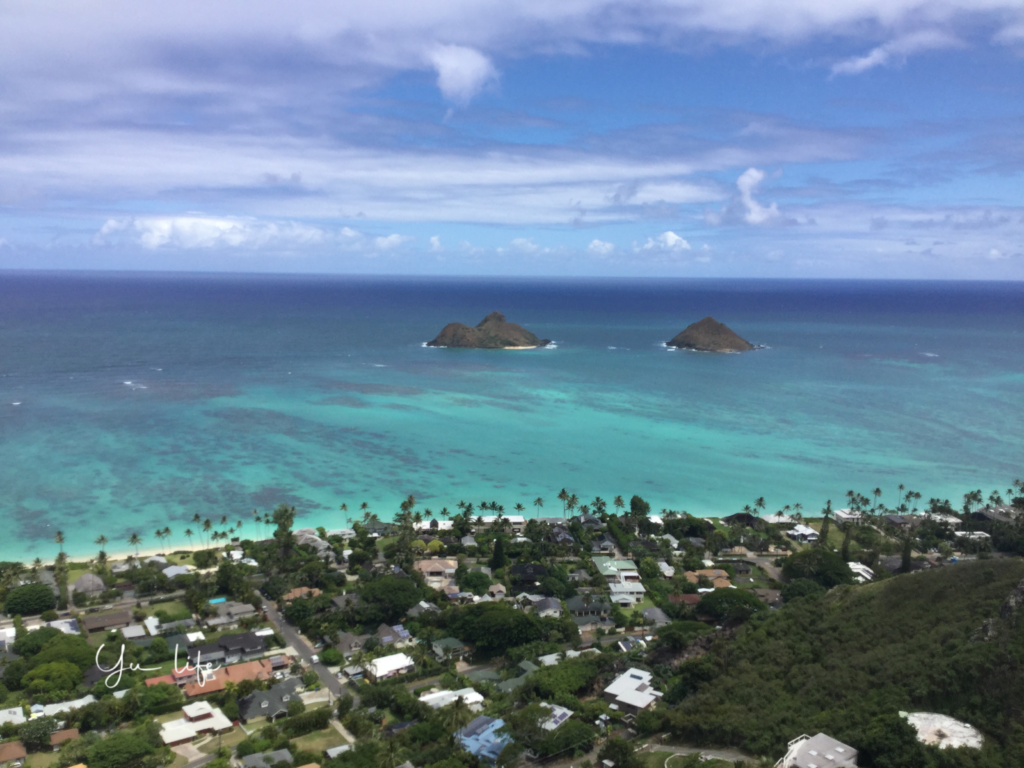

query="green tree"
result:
[86,729,158,768]
[782,548,854,588]
[4,583,56,615]
[489,535,508,570]
[598,737,642,768]
[696,589,765,621]
[630,495,651,518]
[19,715,58,752]
[22,661,83,694]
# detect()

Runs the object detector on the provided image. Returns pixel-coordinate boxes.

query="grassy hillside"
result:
[666,558,1024,766]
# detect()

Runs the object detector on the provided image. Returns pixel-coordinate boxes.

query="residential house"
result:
[592,557,641,584]
[281,587,321,603]
[407,600,441,618]
[30,695,96,718]
[539,703,573,731]
[159,702,233,746]
[590,533,616,553]
[668,593,701,608]
[926,513,962,530]
[335,632,370,660]
[832,508,863,526]
[534,597,563,618]
[413,558,459,588]
[456,716,513,763]
[419,688,484,711]
[238,678,303,723]
[659,533,680,550]
[182,659,274,697]
[548,526,575,547]
[374,623,414,649]
[572,514,604,531]
[972,507,1016,524]
[566,595,612,617]
[242,749,294,768]
[603,668,662,716]
[187,631,264,668]
[121,624,147,641]
[477,515,526,533]
[883,514,919,530]
[162,565,192,579]
[657,561,675,578]
[753,589,783,608]
[687,536,707,549]
[49,729,78,751]
[787,525,819,543]
[0,708,25,727]
[609,581,646,605]
[847,563,875,583]
[615,637,646,653]
[509,563,547,587]
[763,512,795,526]
[487,583,507,599]
[331,593,361,612]
[640,607,670,627]
[81,610,131,633]
[722,512,760,527]
[364,653,415,682]
[205,600,258,630]
[70,573,106,597]
[0,741,26,767]
[432,637,469,661]
[774,733,857,768]
[461,535,478,547]
[566,569,591,583]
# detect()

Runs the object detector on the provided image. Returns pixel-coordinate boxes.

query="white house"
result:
[848,563,875,583]
[832,509,863,526]
[364,653,415,682]
[788,524,819,543]
[603,668,662,716]
[657,561,675,578]
[609,581,646,605]
[419,688,484,711]
[775,733,857,768]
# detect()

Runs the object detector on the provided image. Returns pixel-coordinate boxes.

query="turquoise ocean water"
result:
[1,272,1022,561]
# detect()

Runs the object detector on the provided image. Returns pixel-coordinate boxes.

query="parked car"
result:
[310,654,320,664]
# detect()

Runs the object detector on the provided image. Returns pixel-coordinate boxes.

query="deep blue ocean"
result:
[1,272,1022,561]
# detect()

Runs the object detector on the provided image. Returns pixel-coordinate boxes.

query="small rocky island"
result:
[666,316,755,352]
[427,311,551,349]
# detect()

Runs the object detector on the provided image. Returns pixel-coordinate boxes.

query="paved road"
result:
[262,599,347,703]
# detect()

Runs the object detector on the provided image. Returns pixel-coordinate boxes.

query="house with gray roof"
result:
[238,678,303,723]
[534,597,563,618]
[566,595,612,616]
[71,573,106,597]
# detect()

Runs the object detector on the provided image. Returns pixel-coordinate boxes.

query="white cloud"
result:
[509,237,540,253]
[428,44,498,105]
[587,238,615,255]
[373,233,413,250]
[641,231,691,251]
[429,235,443,251]
[95,215,327,249]
[736,168,779,225]
[832,30,962,75]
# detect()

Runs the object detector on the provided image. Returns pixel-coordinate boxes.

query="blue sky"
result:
[0,0,1022,278]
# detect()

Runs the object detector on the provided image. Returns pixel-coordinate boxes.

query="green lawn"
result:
[292,728,347,754]
[25,753,60,768]
[140,600,191,619]
[198,726,249,754]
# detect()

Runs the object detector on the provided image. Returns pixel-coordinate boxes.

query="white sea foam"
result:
[607,346,616,350]
[921,352,939,358]
[373,364,387,367]
[11,402,20,406]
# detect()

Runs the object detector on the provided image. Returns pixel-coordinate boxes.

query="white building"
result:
[847,563,875,583]
[418,688,485,711]
[540,703,573,730]
[832,509,863,526]
[657,561,675,578]
[364,653,415,682]
[160,702,233,746]
[788,525,819,543]
[609,581,646,605]
[602,668,662,716]
[775,733,858,768]
[925,513,962,530]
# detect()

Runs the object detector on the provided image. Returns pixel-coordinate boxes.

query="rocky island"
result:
[666,316,755,352]
[426,311,551,349]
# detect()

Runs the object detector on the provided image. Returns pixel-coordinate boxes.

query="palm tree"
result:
[96,550,108,570]
[54,530,65,554]
[566,493,579,517]
[514,503,525,517]
[377,738,408,768]
[613,495,625,514]
[94,534,108,553]
[443,697,474,736]
[440,507,450,521]
[128,533,142,556]
[753,497,766,517]
[897,483,906,509]
[533,497,544,518]
[184,528,195,550]
[154,529,166,551]
[202,518,212,548]
[557,488,569,515]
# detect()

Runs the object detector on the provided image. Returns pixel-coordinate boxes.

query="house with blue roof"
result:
[456,715,513,763]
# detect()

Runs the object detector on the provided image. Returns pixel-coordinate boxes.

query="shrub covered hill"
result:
[666,316,754,352]
[426,311,551,349]
[667,558,1024,767]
